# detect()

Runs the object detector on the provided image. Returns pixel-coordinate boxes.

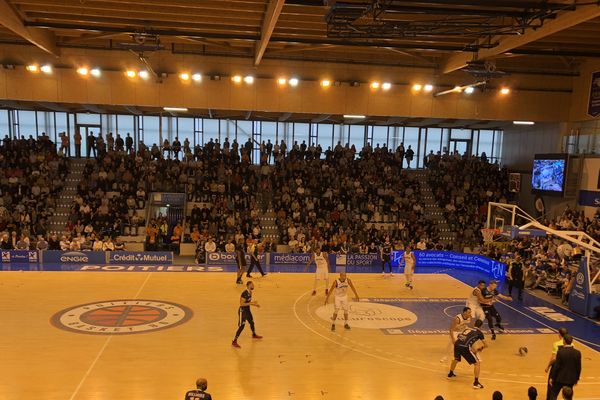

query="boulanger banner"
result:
[206,252,266,265]
[41,251,107,264]
[1,250,38,264]
[107,251,173,265]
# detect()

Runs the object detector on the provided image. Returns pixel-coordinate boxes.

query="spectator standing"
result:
[125,133,134,154]
[74,130,82,157]
[405,145,414,168]
[87,131,96,158]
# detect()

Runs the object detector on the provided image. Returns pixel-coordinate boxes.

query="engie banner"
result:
[107,251,173,265]
[41,251,107,264]
[1,250,38,264]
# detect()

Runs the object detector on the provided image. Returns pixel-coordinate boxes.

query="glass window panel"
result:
[18,110,37,138]
[349,125,365,153]
[493,130,503,162]
[372,126,388,148]
[0,110,9,137]
[417,128,426,168]
[177,117,194,149]
[478,130,494,160]
[262,122,277,149]
[317,124,334,152]
[403,127,419,167]
[236,120,253,143]
[142,116,160,147]
[441,128,450,154]
[76,113,101,126]
[117,115,135,144]
[426,128,442,155]
[203,119,219,144]
[450,128,472,140]
[293,123,309,147]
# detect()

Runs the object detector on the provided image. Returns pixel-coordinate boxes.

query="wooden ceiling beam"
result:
[255,0,285,66]
[440,3,600,74]
[0,0,58,55]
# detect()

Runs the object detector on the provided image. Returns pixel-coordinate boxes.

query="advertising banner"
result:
[588,70,600,117]
[270,253,312,265]
[1,250,38,264]
[206,252,265,265]
[41,251,107,264]
[339,253,380,267]
[107,251,173,265]
[578,189,600,207]
[569,257,590,316]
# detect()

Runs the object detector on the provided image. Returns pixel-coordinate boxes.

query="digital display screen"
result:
[532,155,567,195]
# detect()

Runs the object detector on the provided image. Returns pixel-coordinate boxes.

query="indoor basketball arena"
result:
[1,1,600,399]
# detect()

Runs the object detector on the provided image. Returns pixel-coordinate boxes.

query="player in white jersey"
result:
[399,246,416,289]
[305,247,330,296]
[324,272,359,331]
[441,307,473,362]
[466,280,487,322]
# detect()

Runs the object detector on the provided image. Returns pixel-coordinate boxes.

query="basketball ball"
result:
[518,347,528,356]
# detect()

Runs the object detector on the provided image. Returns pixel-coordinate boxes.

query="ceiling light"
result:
[288,78,299,87]
[232,75,242,83]
[343,114,366,119]
[464,86,475,94]
[77,67,89,76]
[126,70,136,78]
[90,68,101,77]
[424,84,433,92]
[453,86,463,93]
[500,87,511,95]
[277,78,287,85]
[192,73,202,82]
[382,82,392,90]
[412,83,422,91]
[40,64,52,74]
[138,70,149,79]
[26,64,39,72]
[370,82,380,89]
[244,75,254,84]
[163,107,188,112]
[513,121,535,125]
[321,79,331,87]
[179,72,190,81]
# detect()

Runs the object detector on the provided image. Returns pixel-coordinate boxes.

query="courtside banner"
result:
[41,251,107,264]
[342,253,380,267]
[108,251,173,265]
[569,257,590,316]
[1,250,38,264]
[206,252,265,265]
[270,253,312,265]
[385,250,505,280]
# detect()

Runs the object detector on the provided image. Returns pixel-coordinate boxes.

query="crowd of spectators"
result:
[0,134,68,250]
[427,152,510,247]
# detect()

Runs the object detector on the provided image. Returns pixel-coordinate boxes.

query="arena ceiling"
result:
[0,0,600,76]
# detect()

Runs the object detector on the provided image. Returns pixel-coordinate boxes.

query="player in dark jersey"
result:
[478,280,512,340]
[184,378,212,400]
[232,281,262,348]
[380,237,393,276]
[447,319,488,389]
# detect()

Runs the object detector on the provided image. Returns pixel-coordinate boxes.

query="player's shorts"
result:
[315,267,328,281]
[238,307,253,326]
[334,296,349,312]
[454,345,479,365]
[404,264,414,275]
[466,303,486,322]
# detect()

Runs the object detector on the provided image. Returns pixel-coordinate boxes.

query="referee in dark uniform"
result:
[232,281,263,348]
[184,378,212,400]
[235,243,246,285]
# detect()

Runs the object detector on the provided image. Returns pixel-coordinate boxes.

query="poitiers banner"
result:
[569,257,590,316]
[588,70,600,117]
[107,251,173,265]
[41,251,107,264]
[1,250,38,264]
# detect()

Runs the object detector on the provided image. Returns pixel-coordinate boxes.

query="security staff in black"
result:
[184,378,212,400]
[380,238,393,275]
[479,280,512,340]
[232,281,262,348]
[507,255,525,301]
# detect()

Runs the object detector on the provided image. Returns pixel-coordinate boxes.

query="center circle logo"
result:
[51,299,193,335]
[315,301,417,329]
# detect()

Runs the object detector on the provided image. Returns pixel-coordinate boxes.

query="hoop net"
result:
[481,228,497,244]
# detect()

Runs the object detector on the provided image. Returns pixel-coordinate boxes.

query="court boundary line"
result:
[67,272,153,400]
[293,273,600,386]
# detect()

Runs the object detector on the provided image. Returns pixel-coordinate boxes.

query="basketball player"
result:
[399,246,416,289]
[304,247,330,296]
[466,280,487,322]
[478,280,512,340]
[380,237,393,276]
[441,307,473,363]
[184,378,212,400]
[232,281,262,348]
[235,243,246,284]
[324,272,360,331]
[447,319,488,389]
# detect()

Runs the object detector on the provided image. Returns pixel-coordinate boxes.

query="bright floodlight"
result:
[77,67,89,76]
[40,64,52,74]
[464,86,475,94]
[289,78,299,87]
[192,73,202,82]
[382,82,391,90]
[90,68,101,77]
[138,70,149,79]
[424,84,433,92]
[244,75,254,84]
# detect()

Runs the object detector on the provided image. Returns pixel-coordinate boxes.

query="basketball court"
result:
[1,267,599,400]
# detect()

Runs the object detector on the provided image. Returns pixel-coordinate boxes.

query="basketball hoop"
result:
[481,228,497,244]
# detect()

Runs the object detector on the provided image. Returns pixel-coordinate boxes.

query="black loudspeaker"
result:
[509,173,521,192]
